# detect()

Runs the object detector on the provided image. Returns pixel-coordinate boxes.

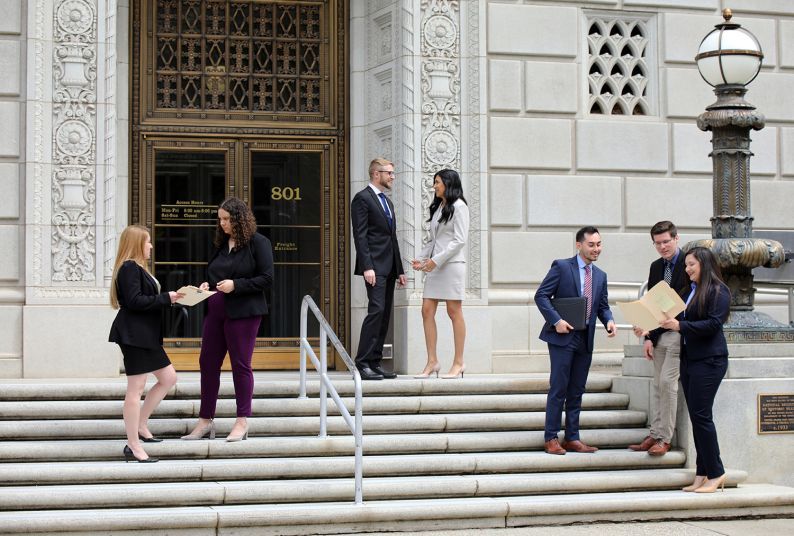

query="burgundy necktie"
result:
[584,264,592,320]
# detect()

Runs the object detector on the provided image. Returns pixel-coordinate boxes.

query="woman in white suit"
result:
[411,169,470,378]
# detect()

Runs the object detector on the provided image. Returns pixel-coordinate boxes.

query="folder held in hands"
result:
[175,285,216,307]
[617,281,686,332]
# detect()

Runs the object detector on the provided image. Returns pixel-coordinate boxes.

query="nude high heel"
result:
[180,420,215,440]
[682,475,707,492]
[441,364,465,379]
[226,421,249,442]
[414,363,441,379]
[694,473,727,493]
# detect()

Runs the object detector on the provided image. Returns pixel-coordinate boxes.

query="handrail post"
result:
[354,373,363,504]
[299,300,308,399]
[319,326,327,439]
[789,286,794,327]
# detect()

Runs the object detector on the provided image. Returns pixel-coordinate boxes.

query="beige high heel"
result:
[682,475,707,492]
[180,420,215,440]
[226,420,249,442]
[414,363,441,379]
[441,364,465,379]
[694,473,727,493]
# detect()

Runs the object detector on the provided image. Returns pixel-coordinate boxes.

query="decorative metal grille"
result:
[586,16,652,116]
[153,0,324,117]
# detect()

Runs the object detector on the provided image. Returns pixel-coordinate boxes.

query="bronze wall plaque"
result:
[758,393,794,434]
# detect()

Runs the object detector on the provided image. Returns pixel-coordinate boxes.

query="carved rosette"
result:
[420,1,460,248]
[52,0,97,282]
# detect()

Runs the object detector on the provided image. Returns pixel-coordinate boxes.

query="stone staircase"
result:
[1,373,793,535]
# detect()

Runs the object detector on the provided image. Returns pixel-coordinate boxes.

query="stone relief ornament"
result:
[420,0,460,251]
[51,0,98,282]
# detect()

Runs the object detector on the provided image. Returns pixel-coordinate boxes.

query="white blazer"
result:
[418,199,470,267]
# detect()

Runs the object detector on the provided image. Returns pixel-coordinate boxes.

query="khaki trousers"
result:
[649,330,681,443]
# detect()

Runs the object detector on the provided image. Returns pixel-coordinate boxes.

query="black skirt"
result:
[119,344,171,376]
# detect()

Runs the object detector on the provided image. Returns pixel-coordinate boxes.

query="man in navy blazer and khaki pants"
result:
[535,226,617,455]
[351,158,407,380]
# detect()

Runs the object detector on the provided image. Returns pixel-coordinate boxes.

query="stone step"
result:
[0,410,648,440]
[623,343,794,359]
[0,429,652,461]
[0,483,791,534]
[0,375,614,401]
[0,468,747,511]
[622,355,794,379]
[0,449,687,485]
[0,392,630,420]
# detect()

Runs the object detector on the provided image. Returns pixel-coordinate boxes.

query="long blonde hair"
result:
[110,225,151,309]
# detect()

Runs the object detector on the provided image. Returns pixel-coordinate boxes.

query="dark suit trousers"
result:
[545,331,591,441]
[680,356,727,479]
[355,274,396,368]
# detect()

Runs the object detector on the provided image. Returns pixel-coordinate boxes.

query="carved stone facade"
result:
[4,1,794,378]
[52,0,98,283]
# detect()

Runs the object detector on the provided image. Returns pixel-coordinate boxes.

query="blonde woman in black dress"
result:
[109,225,183,462]
[412,169,470,378]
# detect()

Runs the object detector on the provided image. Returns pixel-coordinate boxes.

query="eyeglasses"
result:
[376,170,395,176]
[653,238,676,248]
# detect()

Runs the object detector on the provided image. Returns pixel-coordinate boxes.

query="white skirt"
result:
[422,261,465,301]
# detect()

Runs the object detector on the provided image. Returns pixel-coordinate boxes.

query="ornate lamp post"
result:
[690,8,789,340]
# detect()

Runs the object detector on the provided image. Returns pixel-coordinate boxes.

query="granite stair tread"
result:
[0,429,652,461]
[0,449,687,484]
[0,392,630,419]
[0,468,748,510]
[0,483,792,535]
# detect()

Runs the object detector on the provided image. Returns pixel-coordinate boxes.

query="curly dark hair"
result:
[214,197,257,249]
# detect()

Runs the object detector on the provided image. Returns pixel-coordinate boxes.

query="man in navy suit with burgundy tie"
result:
[351,158,407,380]
[535,226,617,454]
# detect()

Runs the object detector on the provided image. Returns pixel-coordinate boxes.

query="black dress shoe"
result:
[371,365,397,379]
[138,434,163,443]
[357,366,384,380]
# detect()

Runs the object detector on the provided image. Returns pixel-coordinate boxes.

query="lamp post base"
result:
[724,311,794,343]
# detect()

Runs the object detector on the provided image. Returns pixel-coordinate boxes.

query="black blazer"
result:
[646,251,690,346]
[351,186,404,277]
[108,261,171,349]
[678,283,730,361]
[207,232,274,320]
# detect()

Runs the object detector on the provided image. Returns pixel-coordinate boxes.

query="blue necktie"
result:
[378,192,393,228]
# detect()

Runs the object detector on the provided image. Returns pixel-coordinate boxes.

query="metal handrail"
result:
[298,295,363,505]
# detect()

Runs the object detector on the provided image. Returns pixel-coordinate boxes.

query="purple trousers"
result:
[198,292,261,418]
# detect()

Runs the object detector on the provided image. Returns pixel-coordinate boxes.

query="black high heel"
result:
[138,434,163,443]
[123,445,159,463]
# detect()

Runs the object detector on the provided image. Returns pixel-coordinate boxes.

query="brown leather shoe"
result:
[544,438,566,455]
[561,439,598,453]
[648,440,671,456]
[628,435,655,452]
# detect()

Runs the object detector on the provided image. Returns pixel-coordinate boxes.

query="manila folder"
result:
[617,281,686,331]
[175,285,216,307]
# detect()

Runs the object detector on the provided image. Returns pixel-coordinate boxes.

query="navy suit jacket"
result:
[679,283,730,361]
[535,255,613,353]
[351,186,404,277]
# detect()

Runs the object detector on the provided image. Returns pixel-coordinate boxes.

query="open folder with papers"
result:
[175,285,216,307]
[616,280,687,332]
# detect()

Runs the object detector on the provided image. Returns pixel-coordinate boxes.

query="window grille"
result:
[586,16,652,116]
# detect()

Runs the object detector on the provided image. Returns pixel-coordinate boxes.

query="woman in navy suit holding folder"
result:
[660,246,730,493]
[109,225,183,463]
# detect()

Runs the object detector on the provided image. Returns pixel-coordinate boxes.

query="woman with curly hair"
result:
[182,197,274,442]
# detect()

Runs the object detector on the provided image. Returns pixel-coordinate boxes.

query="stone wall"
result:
[486,1,794,372]
[0,0,25,378]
